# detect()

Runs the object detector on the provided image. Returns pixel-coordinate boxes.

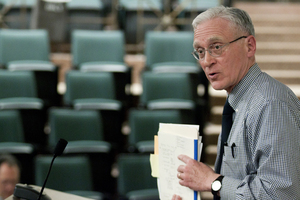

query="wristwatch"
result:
[211,175,224,196]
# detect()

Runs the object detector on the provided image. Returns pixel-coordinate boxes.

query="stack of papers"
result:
[150,123,203,200]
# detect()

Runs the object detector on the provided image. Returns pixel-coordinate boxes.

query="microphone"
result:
[38,139,68,200]
[53,138,68,157]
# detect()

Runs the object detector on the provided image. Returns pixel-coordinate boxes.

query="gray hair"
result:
[192,6,255,37]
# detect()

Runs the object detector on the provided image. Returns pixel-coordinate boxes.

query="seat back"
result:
[0,70,37,98]
[179,0,220,11]
[64,71,116,105]
[140,72,194,104]
[66,0,104,37]
[0,29,50,66]
[35,155,93,191]
[71,30,125,68]
[128,109,182,145]
[49,108,104,147]
[1,0,36,29]
[0,110,24,142]
[117,154,157,196]
[145,31,196,68]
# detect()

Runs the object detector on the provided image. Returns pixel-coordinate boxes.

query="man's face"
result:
[194,18,253,93]
[0,163,20,199]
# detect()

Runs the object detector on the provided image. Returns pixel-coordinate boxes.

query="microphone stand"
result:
[37,155,57,200]
[38,139,68,200]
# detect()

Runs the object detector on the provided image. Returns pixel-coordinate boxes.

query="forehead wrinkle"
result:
[193,18,233,49]
[193,35,223,49]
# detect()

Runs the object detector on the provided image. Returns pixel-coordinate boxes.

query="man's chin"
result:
[210,84,225,91]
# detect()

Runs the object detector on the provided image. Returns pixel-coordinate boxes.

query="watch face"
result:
[212,180,222,191]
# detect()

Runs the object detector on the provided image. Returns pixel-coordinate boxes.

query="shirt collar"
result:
[228,63,262,110]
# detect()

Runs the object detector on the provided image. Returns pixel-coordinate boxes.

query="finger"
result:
[178,154,192,164]
[172,194,176,200]
[177,172,182,180]
[177,164,185,173]
[172,194,182,200]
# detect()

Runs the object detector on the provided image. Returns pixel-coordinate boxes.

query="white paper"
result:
[158,123,202,200]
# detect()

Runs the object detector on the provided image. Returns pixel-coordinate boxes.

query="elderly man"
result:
[173,6,300,200]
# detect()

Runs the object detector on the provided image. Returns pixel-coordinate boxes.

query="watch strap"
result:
[211,175,224,196]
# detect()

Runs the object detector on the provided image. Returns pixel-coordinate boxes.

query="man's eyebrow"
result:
[193,41,201,49]
[193,36,223,49]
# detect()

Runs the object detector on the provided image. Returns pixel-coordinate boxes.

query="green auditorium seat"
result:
[0,70,47,146]
[63,71,125,149]
[48,108,111,154]
[71,30,130,102]
[128,109,182,153]
[0,109,35,184]
[145,31,199,73]
[0,29,60,107]
[140,72,197,110]
[48,108,115,195]
[117,154,159,200]
[35,155,103,199]
[64,71,121,110]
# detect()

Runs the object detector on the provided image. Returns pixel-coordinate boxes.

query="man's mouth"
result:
[208,72,218,79]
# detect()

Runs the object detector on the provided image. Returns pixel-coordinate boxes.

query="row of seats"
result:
[0,28,207,199]
[0,28,208,147]
[0,28,203,74]
[0,99,194,151]
[4,152,157,200]
[0,0,226,44]
[0,69,206,147]
[0,0,106,32]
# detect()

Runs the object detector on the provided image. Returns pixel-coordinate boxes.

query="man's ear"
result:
[246,35,256,57]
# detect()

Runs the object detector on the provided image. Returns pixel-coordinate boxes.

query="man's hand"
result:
[176,154,220,192]
[172,194,182,200]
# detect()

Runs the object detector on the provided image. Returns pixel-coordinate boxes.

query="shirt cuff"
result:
[220,176,241,199]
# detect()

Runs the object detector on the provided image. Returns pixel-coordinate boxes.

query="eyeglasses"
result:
[192,36,248,61]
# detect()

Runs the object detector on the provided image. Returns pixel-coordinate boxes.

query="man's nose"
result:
[201,51,215,67]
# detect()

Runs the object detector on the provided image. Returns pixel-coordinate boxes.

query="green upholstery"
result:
[49,108,104,142]
[64,71,115,102]
[118,0,162,11]
[0,110,34,153]
[48,108,111,153]
[128,109,182,152]
[35,155,93,192]
[0,29,50,66]
[0,29,58,107]
[0,110,24,142]
[0,70,47,146]
[151,62,200,73]
[71,30,130,103]
[145,31,198,72]
[0,70,43,109]
[126,189,159,200]
[0,110,34,186]
[72,30,125,68]
[140,72,195,109]
[64,71,125,148]
[66,0,103,10]
[178,0,220,11]
[0,70,37,98]
[117,154,158,199]
[64,71,122,111]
